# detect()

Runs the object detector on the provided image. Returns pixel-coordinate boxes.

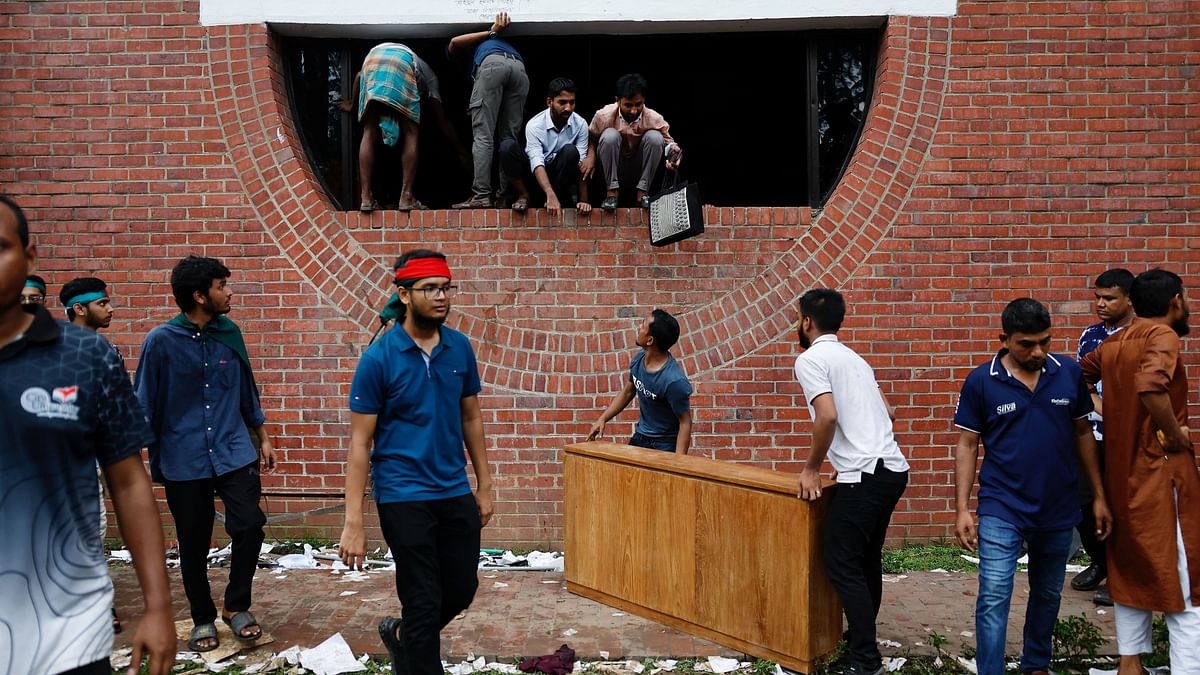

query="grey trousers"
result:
[468,54,529,197]
[596,127,664,192]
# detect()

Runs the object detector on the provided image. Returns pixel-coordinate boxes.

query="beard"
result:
[410,307,448,330]
[1173,309,1190,337]
[798,331,811,349]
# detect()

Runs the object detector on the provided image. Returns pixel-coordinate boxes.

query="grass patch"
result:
[882,542,979,573]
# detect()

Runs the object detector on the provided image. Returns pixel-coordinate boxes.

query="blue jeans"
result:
[629,432,676,452]
[975,516,1074,675]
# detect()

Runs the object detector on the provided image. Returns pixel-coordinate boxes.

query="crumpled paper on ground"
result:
[174,618,275,664]
[298,633,366,675]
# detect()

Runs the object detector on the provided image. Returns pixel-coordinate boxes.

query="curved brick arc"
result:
[205,17,949,392]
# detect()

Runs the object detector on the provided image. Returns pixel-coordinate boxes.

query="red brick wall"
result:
[2,1,1197,548]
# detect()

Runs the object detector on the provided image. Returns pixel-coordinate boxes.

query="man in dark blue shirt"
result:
[953,298,1112,675]
[339,249,494,675]
[448,12,530,209]
[0,195,175,675]
[135,255,277,653]
[588,308,693,454]
[1072,268,1134,604]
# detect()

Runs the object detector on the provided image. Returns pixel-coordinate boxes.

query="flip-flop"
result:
[378,616,406,675]
[187,622,219,652]
[601,196,618,213]
[360,199,380,213]
[397,200,428,212]
[511,197,528,213]
[222,610,263,642]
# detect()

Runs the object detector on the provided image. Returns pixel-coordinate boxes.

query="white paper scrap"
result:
[611,612,625,617]
[960,631,973,637]
[299,633,368,675]
[631,661,646,673]
[886,657,906,672]
[339,591,358,597]
[707,656,740,674]
[878,640,902,648]
[493,581,509,588]
[109,549,133,562]
[278,645,302,665]
[957,656,977,674]
[562,628,578,637]
[655,660,676,672]
[600,651,610,660]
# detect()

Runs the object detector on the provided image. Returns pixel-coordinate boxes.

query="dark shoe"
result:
[638,194,651,209]
[511,197,528,213]
[111,607,122,634]
[452,194,493,209]
[187,622,219,652]
[222,610,263,642]
[601,196,618,213]
[1093,585,1113,606]
[1071,563,1107,591]
[379,616,408,675]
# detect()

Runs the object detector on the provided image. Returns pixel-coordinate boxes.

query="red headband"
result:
[395,257,452,283]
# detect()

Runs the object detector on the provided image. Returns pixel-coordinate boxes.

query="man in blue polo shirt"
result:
[339,249,494,675]
[954,298,1112,675]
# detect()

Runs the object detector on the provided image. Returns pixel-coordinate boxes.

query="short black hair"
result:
[25,274,46,291]
[546,77,576,99]
[1094,268,1134,294]
[615,73,647,100]
[648,308,680,351]
[0,194,30,248]
[1130,268,1184,319]
[170,255,230,312]
[798,288,845,333]
[60,276,108,321]
[1001,298,1051,336]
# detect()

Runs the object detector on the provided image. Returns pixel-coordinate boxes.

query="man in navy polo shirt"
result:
[954,298,1112,675]
[339,249,494,675]
[0,195,175,675]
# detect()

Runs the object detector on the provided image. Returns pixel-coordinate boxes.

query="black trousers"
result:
[1075,440,1107,570]
[822,460,909,672]
[379,493,482,675]
[499,139,580,205]
[163,462,266,625]
[62,658,110,675]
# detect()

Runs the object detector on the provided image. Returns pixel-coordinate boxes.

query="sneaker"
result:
[378,616,408,675]
[1070,563,1107,591]
[1093,585,1113,606]
[452,194,493,209]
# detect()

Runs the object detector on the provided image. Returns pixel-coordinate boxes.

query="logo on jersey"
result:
[21,386,81,421]
[996,402,1017,415]
[632,375,658,400]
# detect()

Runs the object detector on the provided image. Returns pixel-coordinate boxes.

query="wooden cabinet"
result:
[563,442,842,673]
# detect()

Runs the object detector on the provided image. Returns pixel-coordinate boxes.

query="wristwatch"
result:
[487,30,497,39]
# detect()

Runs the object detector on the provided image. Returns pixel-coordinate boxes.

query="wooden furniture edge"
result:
[566,581,826,674]
[563,441,834,495]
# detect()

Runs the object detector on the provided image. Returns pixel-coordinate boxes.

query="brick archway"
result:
[205,17,950,392]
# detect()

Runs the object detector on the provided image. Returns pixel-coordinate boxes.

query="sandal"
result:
[638,195,651,209]
[601,196,618,213]
[397,199,428,212]
[112,607,122,634]
[360,199,380,213]
[378,616,407,675]
[511,197,528,213]
[222,610,263,642]
[188,622,219,652]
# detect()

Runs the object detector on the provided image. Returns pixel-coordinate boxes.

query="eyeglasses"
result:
[20,294,45,305]
[411,285,457,299]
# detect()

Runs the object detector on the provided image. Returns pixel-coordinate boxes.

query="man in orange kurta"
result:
[1080,269,1200,674]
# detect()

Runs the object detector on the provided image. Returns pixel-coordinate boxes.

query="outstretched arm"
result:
[587,379,636,440]
[448,12,510,56]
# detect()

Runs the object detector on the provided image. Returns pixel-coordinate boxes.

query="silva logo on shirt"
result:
[1051,398,1070,406]
[996,402,1017,416]
[20,386,81,421]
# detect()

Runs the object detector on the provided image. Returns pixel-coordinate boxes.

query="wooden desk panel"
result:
[564,442,842,673]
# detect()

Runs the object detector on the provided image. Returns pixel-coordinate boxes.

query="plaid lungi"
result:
[358,43,421,146]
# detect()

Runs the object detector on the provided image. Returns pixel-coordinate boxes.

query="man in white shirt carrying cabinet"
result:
[793,288,910,675]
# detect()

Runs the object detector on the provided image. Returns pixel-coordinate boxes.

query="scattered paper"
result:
[611,612,625,617]
[109,549,132,562]
[339,591,358,597]
[879,640,902,648]
[707,656,740,673]
[274,575,287,580]
[542,580,559,584]
[1097,609,1108,615]
[278,544,320,569]
[493,581,509,588]
[960,630,973,637]
[111,647,133,669]
[630,661,646,673]
[957,656,978,674]
[656,660,677,672]
[299,633,367,675]
[881,574,908,583]
[562,628,578,637]
[931,568,950,573]
[886,657,906,672]
[600,652,610,659]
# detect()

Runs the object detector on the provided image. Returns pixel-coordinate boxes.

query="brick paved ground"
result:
[111,567,1116,663]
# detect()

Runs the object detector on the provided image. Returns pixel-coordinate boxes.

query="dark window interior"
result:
[282,29,878,211]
